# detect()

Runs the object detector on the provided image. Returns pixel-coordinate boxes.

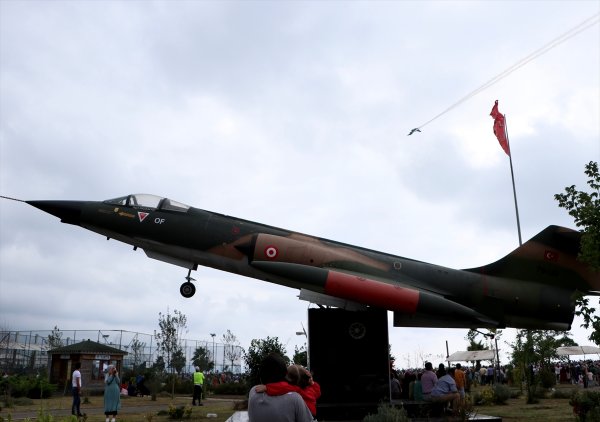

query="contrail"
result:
[411,12,600,132]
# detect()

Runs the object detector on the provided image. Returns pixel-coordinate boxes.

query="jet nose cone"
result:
[26,200,85,225]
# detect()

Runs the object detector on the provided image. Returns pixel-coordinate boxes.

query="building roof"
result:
[48,339,127,355]
[447,350,496,362]
[556,346,600,356]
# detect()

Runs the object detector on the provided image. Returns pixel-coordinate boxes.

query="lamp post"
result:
[296,327,309,368]
[210,333,216,373]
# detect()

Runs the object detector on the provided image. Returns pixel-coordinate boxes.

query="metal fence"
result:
[0,330,243,375]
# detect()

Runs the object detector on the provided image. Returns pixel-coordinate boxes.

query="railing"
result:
[0,330,243,375]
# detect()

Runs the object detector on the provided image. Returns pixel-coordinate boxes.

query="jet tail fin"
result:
[463,225,599,293]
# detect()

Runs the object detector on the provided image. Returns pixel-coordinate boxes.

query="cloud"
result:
[1,1,598,367]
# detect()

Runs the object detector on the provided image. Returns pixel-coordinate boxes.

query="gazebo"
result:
[447,349,496,362]
[48,339,127,393]
[556,345,600,358]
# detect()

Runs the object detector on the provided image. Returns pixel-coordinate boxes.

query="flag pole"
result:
[504,115,522,246]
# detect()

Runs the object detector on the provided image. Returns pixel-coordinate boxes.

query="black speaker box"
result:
[308,307,390,420]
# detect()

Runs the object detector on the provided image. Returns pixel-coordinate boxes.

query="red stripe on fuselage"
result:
[324,271,419,313]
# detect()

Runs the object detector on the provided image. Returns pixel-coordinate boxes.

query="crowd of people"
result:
[389,358,600,400]
[552,360,598,388]
[386,358,599,417]
[63,354,599,422]
[390,362,465,415]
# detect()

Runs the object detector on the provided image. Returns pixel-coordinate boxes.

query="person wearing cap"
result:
[248,353,314,422]
[192,367,205,406]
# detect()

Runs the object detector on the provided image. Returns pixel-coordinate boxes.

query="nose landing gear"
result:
[180,269,196,298]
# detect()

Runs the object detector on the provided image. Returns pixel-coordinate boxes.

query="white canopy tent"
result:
[447,350,496,362]
[556,346,600,357]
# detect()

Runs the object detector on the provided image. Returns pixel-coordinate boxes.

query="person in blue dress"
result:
[104,365,121,422]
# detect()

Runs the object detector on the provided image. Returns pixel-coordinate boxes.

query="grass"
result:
[471,383,586,422]
[0,393,244,422]
[474,396,575,421]
[0,384,596,421]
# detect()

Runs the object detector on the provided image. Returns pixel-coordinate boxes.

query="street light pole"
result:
[296,326,309,368]
[210,333,216,373]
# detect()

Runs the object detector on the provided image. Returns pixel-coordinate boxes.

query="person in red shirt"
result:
[256,364,321,417]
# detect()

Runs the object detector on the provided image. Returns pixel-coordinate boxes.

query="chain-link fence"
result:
[0,330,243,375]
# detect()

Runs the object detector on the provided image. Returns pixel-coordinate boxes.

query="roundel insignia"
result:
[348,322,366,340]
[544,250,559,262]
[265,245,278,259]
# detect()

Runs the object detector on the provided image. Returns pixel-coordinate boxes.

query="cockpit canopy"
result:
[104,194,190,212]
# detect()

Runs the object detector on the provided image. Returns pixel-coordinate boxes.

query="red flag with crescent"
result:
[490,100,510,156]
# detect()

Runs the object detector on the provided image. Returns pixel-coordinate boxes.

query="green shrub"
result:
[168,404,192,419]
[510,366,523,389]
[173,378,193,395]
[478,386,495,406]
[570,390,600,422]
[1,375,55,399]
[492,384,511,404]
[27,378,56,399]
[213,382,249,395]
[363,403,409,422]
[538,369,556,389]
[510,389,522,399]
[6,376,30,397]
[550,388,571,399]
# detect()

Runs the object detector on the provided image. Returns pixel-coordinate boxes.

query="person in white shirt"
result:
[71,362,82,417]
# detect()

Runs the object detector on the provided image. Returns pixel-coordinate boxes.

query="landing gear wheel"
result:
[180,281,196,298]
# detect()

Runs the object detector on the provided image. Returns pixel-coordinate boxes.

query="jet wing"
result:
[82,224,198,270]
[251,260,498,328]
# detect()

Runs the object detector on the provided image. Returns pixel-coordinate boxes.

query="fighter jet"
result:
[6,193,599,330]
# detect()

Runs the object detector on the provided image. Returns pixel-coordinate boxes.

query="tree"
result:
[554,161,600,270]
[130,338,146,370]
[465,329,489,370]
[575,295,600,346]
[47,326,64,349]
[171,348,186,375]
[244,336,288,387]
[153,355,166,373]
[293,344,307,367]
[222,329,242,372]
[511,329,575,403]
[466,329,489,351]
[555,161,600,345]
[191,346,214,372]
[155,308,188,397]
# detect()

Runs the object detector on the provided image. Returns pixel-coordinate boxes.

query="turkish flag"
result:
[490,100,510,156]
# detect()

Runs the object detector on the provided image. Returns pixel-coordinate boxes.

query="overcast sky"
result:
[1,1,599,369]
